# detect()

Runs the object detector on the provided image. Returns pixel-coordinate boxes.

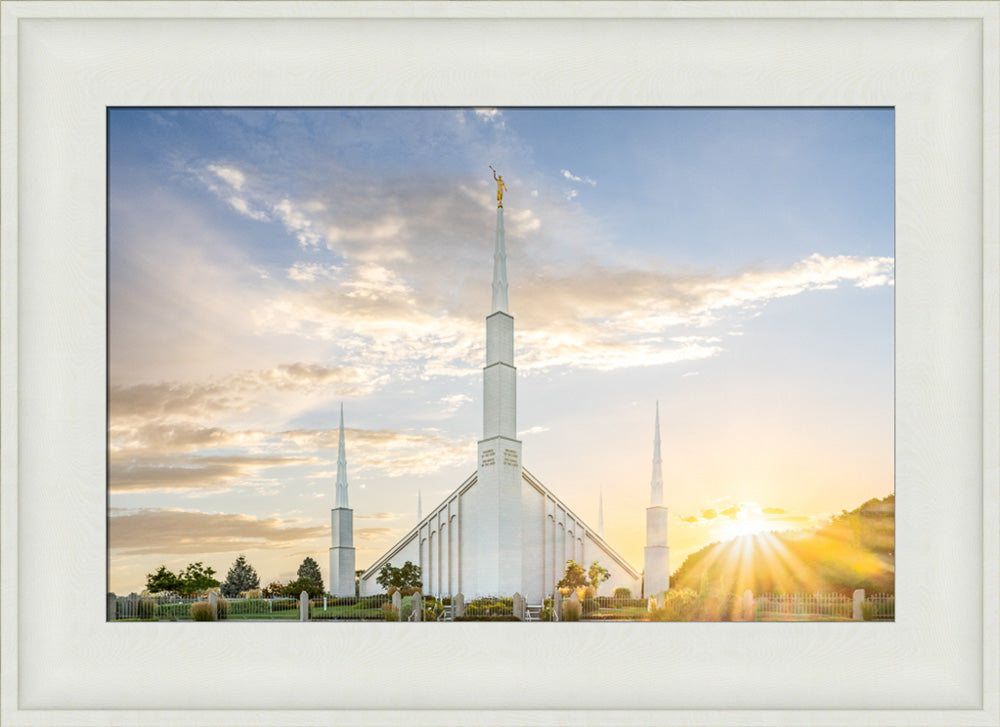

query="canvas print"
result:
[108,108,894,622]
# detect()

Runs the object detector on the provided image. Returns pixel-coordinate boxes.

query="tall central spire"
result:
[477,169,522,596]
[491,206,508,314]
[650,400,664,506]
[335,402,349,508]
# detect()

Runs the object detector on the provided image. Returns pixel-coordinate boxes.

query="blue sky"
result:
[107,108,893,593]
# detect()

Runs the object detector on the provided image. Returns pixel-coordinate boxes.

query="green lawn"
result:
[309,604,385,620]
[756,612,853,621]
[225,609,300,620]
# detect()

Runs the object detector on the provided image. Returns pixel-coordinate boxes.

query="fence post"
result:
[513,592,524,621]
[454,592,465,618]
[208,591,218,620]
[392,590,402,620]
[743,590,754,621]
[412,591,423,621]
[552,591,562,621]
[852,589,865,620]
[107,593,117,621]
[300,590,309,621]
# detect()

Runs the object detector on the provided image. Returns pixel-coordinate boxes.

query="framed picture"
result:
[2,2,996,725]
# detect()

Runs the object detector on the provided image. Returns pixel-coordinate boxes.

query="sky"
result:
[107,107,894,595]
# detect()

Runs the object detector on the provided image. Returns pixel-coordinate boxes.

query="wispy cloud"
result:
[282,427,474,477]
[518,425,550,436]
[473,108,502,122]
[561,168,596,186]
[110,364,380,422]
[109,454,312,494]
[108,508,326,554]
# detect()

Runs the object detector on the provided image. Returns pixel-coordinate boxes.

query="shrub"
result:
[242,588,263,599]
[649,588,699,621]
[399,586,420,597]
[190,601,216,621]
[382,602,399,621]
[216,598,228,620]
[136,598,157,619]
[562,599,582,622]
[613,587,632,599]
[229,598,270,615]
[385,587,398,597]
[580,586,596,600]
[423,598,444,621]
[400,595,413,622]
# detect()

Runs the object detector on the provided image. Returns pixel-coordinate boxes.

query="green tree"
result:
[296,557,324,593]
[178,561,220,595]
[557,560,589,591]
[262,580,284,599]
[145,565,184,594]
[282,577,324,598]
[587,561,611,593]
[221,554,260,597]
[375,561,423,591]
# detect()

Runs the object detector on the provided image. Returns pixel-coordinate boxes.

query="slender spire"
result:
[650,401,664,506]
[598,487,605,537]
[417,489,423,522]
[491,206,508,313]
[335,402,349,508]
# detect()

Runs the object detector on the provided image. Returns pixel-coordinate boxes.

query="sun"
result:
[717,507,776,540]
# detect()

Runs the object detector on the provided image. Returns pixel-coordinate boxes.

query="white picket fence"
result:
[108,588,894,622]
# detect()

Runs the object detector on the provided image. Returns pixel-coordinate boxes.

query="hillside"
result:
[669,494,894,595]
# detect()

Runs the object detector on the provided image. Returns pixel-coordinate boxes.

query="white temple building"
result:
[354,178,669,602]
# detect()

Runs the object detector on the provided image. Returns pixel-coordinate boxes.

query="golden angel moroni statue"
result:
[490,165,507,207]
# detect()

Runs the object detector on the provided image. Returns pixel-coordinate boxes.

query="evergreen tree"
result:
[221,554,260,597]
[296,556,324,592]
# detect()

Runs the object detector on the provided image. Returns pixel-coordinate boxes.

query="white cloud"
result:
[207,164,245,190]
[561,168,597,185]
[518,425,550,436]
[288,263,341,282]
[474,108,501,121]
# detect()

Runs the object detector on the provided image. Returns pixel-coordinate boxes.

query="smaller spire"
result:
[598,487,605,538]
[335,403,350,508]
[650,401,664,506]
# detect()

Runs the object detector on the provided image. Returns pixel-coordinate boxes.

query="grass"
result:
[584,606,649,621]
[756,612,853,622]
[310,604,385,620]
[226,609,301,620]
